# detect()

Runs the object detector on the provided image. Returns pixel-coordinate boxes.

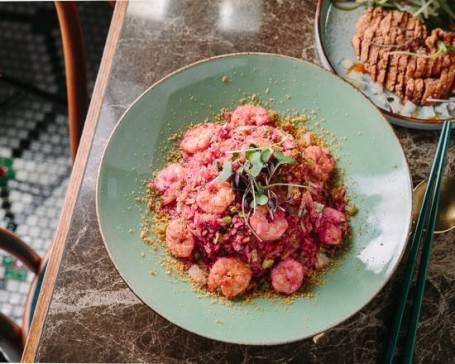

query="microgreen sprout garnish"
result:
[331,0,396,11]
[215,161,233,182]
[225,135,291,154]
[213,134,314,239]
[331,0,455,30]
[388,41,455,59]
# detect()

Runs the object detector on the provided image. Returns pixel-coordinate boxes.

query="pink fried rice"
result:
[149,104,351,297]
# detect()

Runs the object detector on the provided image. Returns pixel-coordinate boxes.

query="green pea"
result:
[261,259,274,269]
[347,205,358,216]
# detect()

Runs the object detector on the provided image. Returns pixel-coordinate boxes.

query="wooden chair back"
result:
[55,1,89,162]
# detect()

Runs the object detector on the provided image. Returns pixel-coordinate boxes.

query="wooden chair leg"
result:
[0,312,23,362]
[54,1,89,162]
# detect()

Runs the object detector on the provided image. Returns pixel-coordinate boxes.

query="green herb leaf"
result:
[274,151,295,165]
[245,144,259,160]
[250,152,263,177]
[261,148,273,163]
[216,161,233,182]
[256,181,265,195]
[256,194,269,205]
[438,40,448,52]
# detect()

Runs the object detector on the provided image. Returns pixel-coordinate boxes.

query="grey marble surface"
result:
[36,1,455,362]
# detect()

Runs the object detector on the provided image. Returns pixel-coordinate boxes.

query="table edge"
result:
[21,2,128,362]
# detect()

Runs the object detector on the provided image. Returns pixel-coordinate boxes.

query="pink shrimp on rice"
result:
[303,145,335,181]
[181,123,217,154]
[153,163,186,205]
[249,205,288,242]
[166,218,195,258]
[231,104,271,126]
[271,259,305,294]
[208,257,252,298]
[149,105,352,297]
[318,207,346,245]
[196,181,235,214]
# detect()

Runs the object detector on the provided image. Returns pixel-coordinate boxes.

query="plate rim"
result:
[315,0,451,127]
[95,52,413,345]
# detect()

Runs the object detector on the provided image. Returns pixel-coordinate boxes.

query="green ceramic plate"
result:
[97,53,412,345]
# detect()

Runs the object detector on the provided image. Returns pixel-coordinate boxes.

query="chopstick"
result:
[384,120,452,364]
[402,120,452,363]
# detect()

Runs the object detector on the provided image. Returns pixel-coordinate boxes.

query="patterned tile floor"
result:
[0,2,112,326]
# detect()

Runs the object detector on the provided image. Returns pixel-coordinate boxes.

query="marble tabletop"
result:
[35,1,455,362]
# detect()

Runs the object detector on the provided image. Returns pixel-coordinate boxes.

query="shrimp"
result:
[181,123,216,154]
[318,207,345,245]
[318,223,342,245]
[322,207,346,223]
[271,128,296,149]
[302,145,335,181]
[165,218,195,258]
[271,258,305,294]
[196,181,235,214]
[249,205,288,242]
[231,104,271,126]
[153,163,185,205]
[208,257,252,297]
